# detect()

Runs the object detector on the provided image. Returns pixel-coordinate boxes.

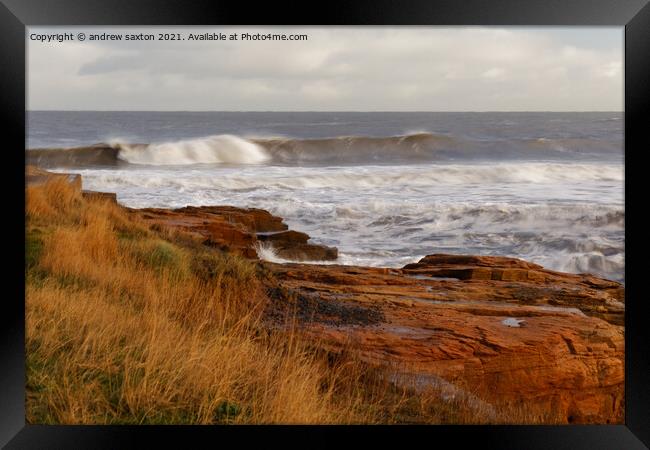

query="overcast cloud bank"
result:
[28,27,623,111]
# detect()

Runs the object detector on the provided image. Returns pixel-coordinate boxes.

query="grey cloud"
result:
[28,26,623,111]
[78,54,147,75]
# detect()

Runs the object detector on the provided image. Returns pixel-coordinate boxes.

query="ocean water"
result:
[27,111,625,282]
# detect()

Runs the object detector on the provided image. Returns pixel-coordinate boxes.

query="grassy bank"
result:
[25,178,557,424]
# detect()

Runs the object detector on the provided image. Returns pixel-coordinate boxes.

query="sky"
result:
[27,26,623,111]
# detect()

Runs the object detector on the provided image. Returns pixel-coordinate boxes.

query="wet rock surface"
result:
[263,255,624,424]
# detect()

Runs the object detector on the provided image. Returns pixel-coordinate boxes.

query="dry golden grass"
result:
[26,179,372,424]
[25,178,559,424]
[26,177,81,221]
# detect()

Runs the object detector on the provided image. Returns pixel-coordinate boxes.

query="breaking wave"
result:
[254,241,339,265]
[116,135,270,165]
[26,132,622,168]
[70,162,623,192]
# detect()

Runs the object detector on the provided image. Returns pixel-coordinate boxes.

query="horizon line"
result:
[27,109,625,113]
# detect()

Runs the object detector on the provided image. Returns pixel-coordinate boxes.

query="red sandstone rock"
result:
[264,255,625,424]
[26,165,82,191]
[258,230,310,244]
[174,205,288,233]
[82,190,117,203]
[257,230,338,260]
[133,205,337,261]
[274,243,339,261]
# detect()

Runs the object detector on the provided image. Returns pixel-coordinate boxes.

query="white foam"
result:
[72,162,624,192]
[116,134,270,165]
[254,241,340,265]
[255,242,290,264]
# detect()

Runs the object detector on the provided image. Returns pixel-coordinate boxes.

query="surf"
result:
[116,135,270,165]
[26,131,622,168]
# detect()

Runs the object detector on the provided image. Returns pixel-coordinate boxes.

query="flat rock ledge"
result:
[135,205,338,261]
[264,255,624,424]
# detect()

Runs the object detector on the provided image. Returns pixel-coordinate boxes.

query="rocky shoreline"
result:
[135,205,338,261]
[26,167,625,424]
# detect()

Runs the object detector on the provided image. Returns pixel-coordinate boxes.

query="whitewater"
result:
[27,111,625,282]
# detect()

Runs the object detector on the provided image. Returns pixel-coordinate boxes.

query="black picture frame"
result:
[2,1,648,448]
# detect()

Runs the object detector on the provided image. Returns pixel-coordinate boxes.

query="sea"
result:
[27,111,625,282]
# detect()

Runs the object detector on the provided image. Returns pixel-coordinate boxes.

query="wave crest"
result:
[118,135,270,165]
[26,131,622,168]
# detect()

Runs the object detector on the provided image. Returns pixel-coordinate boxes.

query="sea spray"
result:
[117,135,270,165]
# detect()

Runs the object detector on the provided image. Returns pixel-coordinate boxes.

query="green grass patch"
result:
[53,273,97,291]
[213,401,243,423]
[128,239,189,277]
[26,229,44,270]
[191,250,257,283]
